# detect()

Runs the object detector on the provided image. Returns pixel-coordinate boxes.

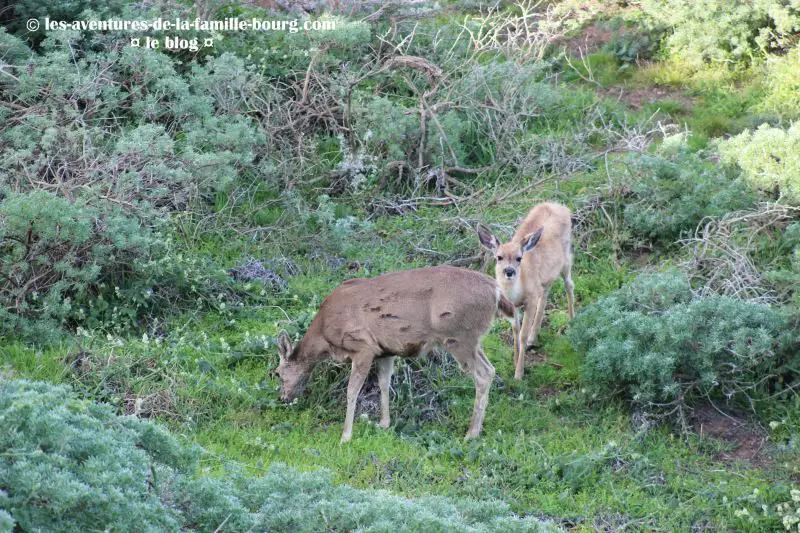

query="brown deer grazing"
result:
[276,265,515,443]
[478,202,575,380]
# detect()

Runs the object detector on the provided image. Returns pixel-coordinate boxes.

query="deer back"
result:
[515,202,572,286]
[312,266,500,361]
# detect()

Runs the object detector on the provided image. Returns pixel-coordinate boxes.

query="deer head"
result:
[478,225,543,282]
[276,331,315,402]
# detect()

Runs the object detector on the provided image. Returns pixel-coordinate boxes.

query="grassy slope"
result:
[2,6,798,533]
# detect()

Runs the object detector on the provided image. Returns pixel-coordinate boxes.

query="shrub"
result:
[760,47,800,120]
[718,122,800,204]
[0,190,155,341]
[776,489,800,530]
[0,17,270,339]
[1,0,126,38]
[619,151,755,246]
[640,0,800,66]
[569,271,797,428]
[0,379,192,531]
[0,379,557,532]
[0,188,242,342]
[606,29,661,65]
[351,93,419,166]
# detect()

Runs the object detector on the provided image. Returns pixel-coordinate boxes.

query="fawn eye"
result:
[496,255,503,261]
[516,257,522,262]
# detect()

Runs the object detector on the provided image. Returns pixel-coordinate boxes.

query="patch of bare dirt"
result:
[693,405,769,466]
[353,350,458,424]
[559,21,619,56]
[538,386,559,397]
[526,351,547,363]
[601,86,696,111]
[623,247,652,268]
[499,331,515,346]
[123,389,178,420]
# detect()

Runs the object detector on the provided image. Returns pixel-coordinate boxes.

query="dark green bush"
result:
[606,28,661,64]
[620,151,755,246]
[569,271,798,427]
[0,379,557,532]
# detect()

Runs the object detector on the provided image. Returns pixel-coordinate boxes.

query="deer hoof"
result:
[379,419,390,429]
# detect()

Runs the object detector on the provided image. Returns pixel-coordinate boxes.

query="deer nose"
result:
[503,267,515,278]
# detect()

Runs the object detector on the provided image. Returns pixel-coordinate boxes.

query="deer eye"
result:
[516,256,522,262]
[496,255,503,261]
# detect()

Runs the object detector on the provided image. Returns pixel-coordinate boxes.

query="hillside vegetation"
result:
[1,0,799,530]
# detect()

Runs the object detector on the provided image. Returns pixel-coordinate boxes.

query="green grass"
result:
[561,51,632,88]
[2,189,794,530]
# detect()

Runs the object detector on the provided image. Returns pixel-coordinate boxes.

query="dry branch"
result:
[679,202,800,303]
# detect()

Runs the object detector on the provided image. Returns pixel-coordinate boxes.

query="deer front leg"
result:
[526,286,550,356]
[511,308,521,372]
[376,356,394,429]
[563,268,575,320]
[516,303,536,380]
[341,354,374,443]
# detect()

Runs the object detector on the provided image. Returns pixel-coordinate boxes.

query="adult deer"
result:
[276,265,515,443]
[478,202,575,380]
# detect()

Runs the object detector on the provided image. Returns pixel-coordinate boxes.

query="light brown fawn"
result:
[276,265,515,443]
[478,202,575,380]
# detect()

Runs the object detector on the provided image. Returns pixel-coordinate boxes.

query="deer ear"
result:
[522,228,543,253]
[477,224,500,252]
[277,331,293,362]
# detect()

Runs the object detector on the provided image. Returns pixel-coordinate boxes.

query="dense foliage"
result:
[760,47,800,120]
[619,150,755,246]
[719,122,800,204]
[0,12,277,340]
[0,379,556,532]
[569,271,798,426]
[640,0,800,65]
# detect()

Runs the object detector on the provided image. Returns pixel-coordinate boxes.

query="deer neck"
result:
[498,275,525,306]
[295,331,332,366]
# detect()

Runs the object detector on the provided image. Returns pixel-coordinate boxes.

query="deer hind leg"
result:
[526,286,550,358]
[341,354,374,443]
[452,344,495,440]
[563,252,576,320]
[376,356,394,429]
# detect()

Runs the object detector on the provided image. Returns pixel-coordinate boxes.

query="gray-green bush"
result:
[0,378,557,532]
[0,20,270,339]
[569,271,797,427]
[619,151,756,246]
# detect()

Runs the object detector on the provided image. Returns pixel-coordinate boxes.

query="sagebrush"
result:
[0,379,557,532]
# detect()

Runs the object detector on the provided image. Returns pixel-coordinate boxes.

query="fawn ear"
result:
[277,331,293,362]
[477,224,500,252]
[522,228,543,253]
